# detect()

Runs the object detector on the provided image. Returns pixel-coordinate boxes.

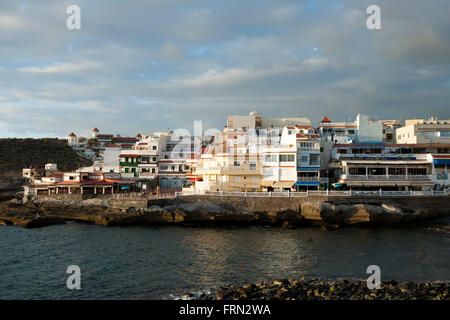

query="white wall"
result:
[356,114,383,142]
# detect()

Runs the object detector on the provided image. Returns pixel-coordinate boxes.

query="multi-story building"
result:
[318,114,383,144]
[192,128,264,193]
[67,128,140,162]
[396,117,450,144]
[329,142,450,191]
[260,125,323,191]
[376,120,403,143]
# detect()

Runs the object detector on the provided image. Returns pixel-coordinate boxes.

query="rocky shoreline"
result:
[189,278,450,300]
[0,192,449,229]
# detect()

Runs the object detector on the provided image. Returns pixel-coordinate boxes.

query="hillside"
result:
[0,138,92,176]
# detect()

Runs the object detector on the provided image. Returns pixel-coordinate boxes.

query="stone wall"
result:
[154,195,450,216]
[108,198,148,209]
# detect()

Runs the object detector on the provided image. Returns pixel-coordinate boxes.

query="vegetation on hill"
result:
[0,138,92,174]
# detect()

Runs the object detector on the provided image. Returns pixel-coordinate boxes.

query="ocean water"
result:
[0,223,449,299]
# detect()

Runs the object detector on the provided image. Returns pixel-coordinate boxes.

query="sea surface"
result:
[0,222,449,299]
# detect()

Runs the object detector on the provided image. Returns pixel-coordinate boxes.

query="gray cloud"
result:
[0,0,449,138]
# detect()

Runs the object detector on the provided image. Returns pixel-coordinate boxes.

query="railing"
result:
[343,175,433,180]
[175,189,450,198]
[119,162,138,166]
[297,177,320,181]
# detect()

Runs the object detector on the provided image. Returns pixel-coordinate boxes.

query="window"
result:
[408,168,427,176]
[264,154,277,162]
[151,168,155,173]
[279,154,295,162]
[234,161,240,167]
[300,155,308,163]
[263,168,274,178]
[250,162,257,170]
[309,154,319,165]
[389,168,406,176]
[348,130,355,134]
[349,167,365,175]
[368,167,386,175]
[152,146,157,150]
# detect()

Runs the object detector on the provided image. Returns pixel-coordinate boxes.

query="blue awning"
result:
[296,181,319,186]
[434,159,450,165]
[297,167,320,171]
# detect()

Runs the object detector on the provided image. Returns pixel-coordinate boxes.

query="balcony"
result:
[298,147,320,152]
[120,162,138,166]
[297,176,320,181]
[195,166,262,175]
[342,174,433,181]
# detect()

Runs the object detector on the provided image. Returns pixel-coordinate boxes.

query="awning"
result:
[297,167,320,171]
[188,178,202,182]
[261,180,275,187]
[434,159,450,165]
[295,181,319,186]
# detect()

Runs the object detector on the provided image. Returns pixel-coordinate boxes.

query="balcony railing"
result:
[177,189,450,198]
[342,174,432,180]
[297,176,320,181]
[195,166,262,175]
[120,162,138,166]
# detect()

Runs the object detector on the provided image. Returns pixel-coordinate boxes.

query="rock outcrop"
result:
[0,194,449,229]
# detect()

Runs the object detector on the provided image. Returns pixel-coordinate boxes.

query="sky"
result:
[0,0,449,138]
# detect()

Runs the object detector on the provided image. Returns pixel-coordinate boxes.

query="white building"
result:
[227,111,310,131]
[396,117,450,144]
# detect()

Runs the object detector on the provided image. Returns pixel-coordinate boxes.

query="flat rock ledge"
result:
[0,196,449,228]
[189,278,450,300]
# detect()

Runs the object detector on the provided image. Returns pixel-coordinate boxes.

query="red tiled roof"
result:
[136,133,142,137]
[104,144,121,148]
[68,132,76,137]
[321,116,332,123]
[93,128,99,132]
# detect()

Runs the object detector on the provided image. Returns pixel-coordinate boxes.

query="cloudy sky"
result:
[0,0,449,138]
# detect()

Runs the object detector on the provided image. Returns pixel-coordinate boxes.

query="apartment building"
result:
[329,142,450,190]
[376,120,403,143]
[318,114,383,144]
[396,117,450,144]
[192,128,264,193]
